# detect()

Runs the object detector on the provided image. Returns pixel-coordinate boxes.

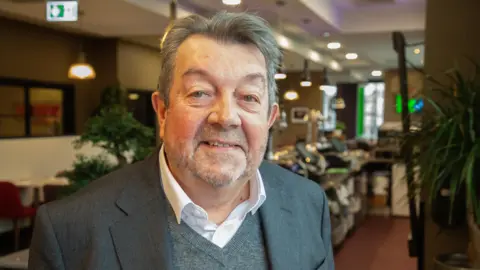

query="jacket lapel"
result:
[259,162,301,270]
[109,150,174,270]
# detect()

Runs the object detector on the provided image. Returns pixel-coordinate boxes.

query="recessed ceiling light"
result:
[323,32,330,37]
[309,51,321,62]
[371,70,383,77]
[345,53,358,60]
[277,35,290,48]
[330,60,342,71]
[327,42,341,49]
[414,48,421,54]
[222,0,241,5]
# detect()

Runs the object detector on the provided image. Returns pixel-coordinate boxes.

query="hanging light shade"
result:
[300,59,311,87]
[284,90,299,101]
[275,65,287,80]
[68,52,96,80]
[275,49,287,80]
[332,97,346,109]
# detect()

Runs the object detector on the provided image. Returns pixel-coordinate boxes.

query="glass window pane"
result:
[0,86,25,137]
[29,88,63,136]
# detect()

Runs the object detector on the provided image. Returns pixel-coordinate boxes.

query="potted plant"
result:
[57,86,156,196]
[406,62,480,267]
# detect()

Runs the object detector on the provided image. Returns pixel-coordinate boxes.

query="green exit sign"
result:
[46,1,78,22]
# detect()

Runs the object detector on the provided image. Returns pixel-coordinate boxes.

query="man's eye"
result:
[243,95,259,103]
[191,91,208,98]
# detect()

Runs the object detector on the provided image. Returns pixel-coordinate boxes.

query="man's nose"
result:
[208,95,241,128]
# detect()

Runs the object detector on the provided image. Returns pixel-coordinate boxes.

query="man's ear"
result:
[267,103,279,128]
[152,92,167,139]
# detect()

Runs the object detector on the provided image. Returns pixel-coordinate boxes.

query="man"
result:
[29,12,334,270]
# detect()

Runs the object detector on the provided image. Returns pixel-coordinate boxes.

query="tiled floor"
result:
[335,216,417,270]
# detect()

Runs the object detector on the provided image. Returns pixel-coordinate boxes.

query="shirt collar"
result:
[159,145,266,224]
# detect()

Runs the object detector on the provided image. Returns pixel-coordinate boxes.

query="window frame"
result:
[0,77,75,139]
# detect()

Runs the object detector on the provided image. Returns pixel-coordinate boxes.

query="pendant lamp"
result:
[68,51,96,80]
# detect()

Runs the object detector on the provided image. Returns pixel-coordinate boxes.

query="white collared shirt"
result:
[159,146,267,248]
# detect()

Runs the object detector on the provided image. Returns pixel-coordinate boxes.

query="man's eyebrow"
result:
[182,68,266,89]
[242,72,266,88]
[182,67,211,79]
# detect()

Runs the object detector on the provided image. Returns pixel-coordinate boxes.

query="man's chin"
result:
[193,167,244,188]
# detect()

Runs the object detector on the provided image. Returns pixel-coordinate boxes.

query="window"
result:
[322,86,337,131]
[29,88,64,136]
[0,86,26,137]
[357,82,385,140]
[0,78,75,138]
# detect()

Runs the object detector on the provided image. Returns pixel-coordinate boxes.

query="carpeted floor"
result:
[2,216,417,269]
[335,216,417,270]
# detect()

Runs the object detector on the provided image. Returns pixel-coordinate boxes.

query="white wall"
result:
[117,41,161,90]
[0,136,117,180]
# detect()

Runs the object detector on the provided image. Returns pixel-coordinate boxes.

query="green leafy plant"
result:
[58,86,156,196]
[57,154,118,196]
[74,104,155,166]
[336,121,347,131]
[406,61,480,227]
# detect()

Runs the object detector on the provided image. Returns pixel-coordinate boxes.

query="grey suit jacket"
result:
[28,150,334,270]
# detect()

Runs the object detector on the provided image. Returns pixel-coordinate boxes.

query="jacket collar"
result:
[109,148,298,270]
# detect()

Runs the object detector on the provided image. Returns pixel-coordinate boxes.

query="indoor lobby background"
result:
[1,0,479,269]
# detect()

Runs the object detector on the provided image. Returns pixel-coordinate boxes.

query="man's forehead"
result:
[176,35,266,67]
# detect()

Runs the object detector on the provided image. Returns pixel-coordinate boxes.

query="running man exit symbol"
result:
[46,1,78,22]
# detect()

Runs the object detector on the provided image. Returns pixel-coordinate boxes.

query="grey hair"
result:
[157,11,281,110]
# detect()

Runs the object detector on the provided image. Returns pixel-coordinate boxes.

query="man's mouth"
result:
[201,141,242,150]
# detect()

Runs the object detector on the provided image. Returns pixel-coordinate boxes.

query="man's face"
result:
[153,35,278,188]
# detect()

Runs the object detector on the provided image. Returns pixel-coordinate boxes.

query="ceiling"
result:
[0,0,427,82]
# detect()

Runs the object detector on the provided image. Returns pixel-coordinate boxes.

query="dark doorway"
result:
[127,89,156,130]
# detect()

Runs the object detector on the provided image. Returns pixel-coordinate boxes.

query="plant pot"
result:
[467,213,480,268]
[431,180,467,229]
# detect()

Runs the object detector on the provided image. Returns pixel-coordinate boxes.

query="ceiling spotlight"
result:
[222,0,241,5]
[277,35,290,48]
[327,42,341,49]
[309,51,321,62]
[414,48,421,55]
[329,60,342,71]
[371,70,383,77]
[345,53,358,60]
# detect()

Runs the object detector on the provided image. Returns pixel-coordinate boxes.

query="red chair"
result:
[0,181,37,251]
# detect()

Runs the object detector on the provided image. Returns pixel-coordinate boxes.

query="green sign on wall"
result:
[46,1,78,22]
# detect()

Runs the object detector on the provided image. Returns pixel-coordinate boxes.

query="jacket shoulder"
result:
[260,161,326,201]
[43,159,151,223]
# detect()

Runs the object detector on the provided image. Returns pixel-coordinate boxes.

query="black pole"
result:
[392,31,422,270]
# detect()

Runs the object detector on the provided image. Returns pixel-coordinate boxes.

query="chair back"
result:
[0,181,25,218]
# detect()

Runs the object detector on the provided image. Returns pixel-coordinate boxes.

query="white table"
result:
[6,177,69,206]
[0,249,29,269]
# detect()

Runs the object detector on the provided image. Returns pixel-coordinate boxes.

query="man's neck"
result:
[178,178,250,224]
